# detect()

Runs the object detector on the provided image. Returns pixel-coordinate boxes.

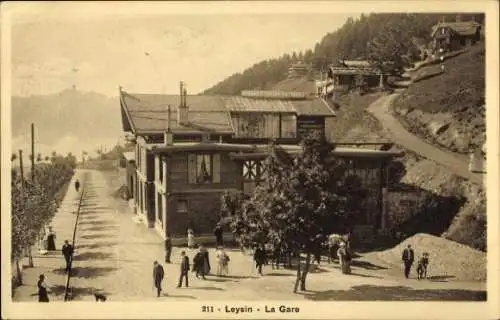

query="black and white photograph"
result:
[1,1,499,319]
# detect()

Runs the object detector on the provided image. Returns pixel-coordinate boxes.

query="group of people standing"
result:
[152,226,231,298]
[402,244,430,280]
[36,239,74,302]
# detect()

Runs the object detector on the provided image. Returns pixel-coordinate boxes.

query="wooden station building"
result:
[119,83,402,243]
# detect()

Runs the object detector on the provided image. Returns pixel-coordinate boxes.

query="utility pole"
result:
[18,150,25,189]
[31,123,35,182]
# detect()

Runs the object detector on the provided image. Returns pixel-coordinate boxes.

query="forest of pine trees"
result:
[203,13,484,95]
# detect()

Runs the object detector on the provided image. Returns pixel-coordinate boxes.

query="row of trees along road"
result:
[11,152,76,286]
[221,138,362,292]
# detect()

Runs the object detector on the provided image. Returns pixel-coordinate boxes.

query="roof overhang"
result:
[134,129,234,136]
[230,145,403,160]
[148,142,257,154]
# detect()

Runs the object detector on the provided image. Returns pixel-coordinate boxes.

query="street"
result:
[13,170,486,302]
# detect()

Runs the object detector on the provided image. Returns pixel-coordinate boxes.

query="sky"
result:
[10,5,354,97]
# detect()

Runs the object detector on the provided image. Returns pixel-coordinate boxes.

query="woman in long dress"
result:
[187,228,195,249]
[46,227,56,251]
[37,274,50,302]
[216,247,229,276]
[199,245,211,276]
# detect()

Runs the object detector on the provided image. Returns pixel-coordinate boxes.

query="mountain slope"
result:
[11,89,122,157]
[203,13,484,95]
[393,43,485,154]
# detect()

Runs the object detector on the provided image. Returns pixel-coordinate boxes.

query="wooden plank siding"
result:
[231,112,297,139]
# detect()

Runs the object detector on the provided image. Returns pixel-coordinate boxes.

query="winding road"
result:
[367,92,483,185]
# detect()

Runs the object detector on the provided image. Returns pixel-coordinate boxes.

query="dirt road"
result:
[367,93,483,185]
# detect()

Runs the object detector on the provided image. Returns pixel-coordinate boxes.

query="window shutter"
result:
[188,154,197,184]
[213,153,221,183]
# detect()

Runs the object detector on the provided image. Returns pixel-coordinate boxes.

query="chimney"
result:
[178,81,188,125]
[164,105,173,146]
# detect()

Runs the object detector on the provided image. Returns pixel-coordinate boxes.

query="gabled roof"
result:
[120,90,336,136]
[431,21,481,38]
[339,60,372,68]
[120,92,233,135]
[225,96,297,113]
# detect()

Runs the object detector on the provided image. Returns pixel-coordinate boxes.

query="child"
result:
[416,252,429,280]
[187,228,195,249]
[216,247,230,276]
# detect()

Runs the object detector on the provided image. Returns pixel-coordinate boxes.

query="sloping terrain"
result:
[270,77,316,93]
[366,233,486,281]
[393,44,485,154]
[11,89,122,157]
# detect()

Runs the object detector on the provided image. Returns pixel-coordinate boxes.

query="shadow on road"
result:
[78,217,107,224]
[73,251,115,261]
[265,272,293,277]
[77,241,118,249]
[79,233,115,240]
[222,275,259,280]
[302,285,486,301]
[187,286,224,291]
[204,278,235,283]
[351,260,388,270]
[163,293,196,299]
[349,272,384,279]
[427,275,456,282]
[53,266,117,279]
[80,225,120,232]
[49,284,110,299]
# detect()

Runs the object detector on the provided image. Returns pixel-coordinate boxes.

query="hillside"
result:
[393,44,485,154]
[11,89,122,158]
[203,13,484,95]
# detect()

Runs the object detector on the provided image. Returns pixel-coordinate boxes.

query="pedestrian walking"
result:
[46,226,56,251]
[216,247,230,276]
[177,251,190,288]
[193,249,206,279]
[253,244,266,276]
[187,228,195,249]
[37,274,50,302]
[61,240,74,272]
[152,261,165,297]
[337,242,351,274]
[165,233,172,263]
[214,223,223,247]
[402,244,415,279]
[200,244,211,276]
[271,244,282,270]
[74,179,80,193]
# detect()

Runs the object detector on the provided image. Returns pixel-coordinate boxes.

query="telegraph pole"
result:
[18,150,25,189]
[31,123,35,182]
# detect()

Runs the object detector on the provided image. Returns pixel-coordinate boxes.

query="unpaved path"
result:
[367,93,483,185]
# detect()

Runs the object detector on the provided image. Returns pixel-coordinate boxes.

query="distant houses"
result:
[119,82,403,243]
[430,18,482,53]
[315,59,389,97]
[287,61,312,79]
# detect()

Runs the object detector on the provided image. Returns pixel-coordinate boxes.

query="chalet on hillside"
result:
[431,19,482,53]
[316,60,389,96]
[119,83,403,243]
[287,61,312,79]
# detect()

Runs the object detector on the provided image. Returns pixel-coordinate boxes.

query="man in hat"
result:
[61,240,74,272]
[402,244,415,279]
[153,261,165,297]
[214,223,224,247]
